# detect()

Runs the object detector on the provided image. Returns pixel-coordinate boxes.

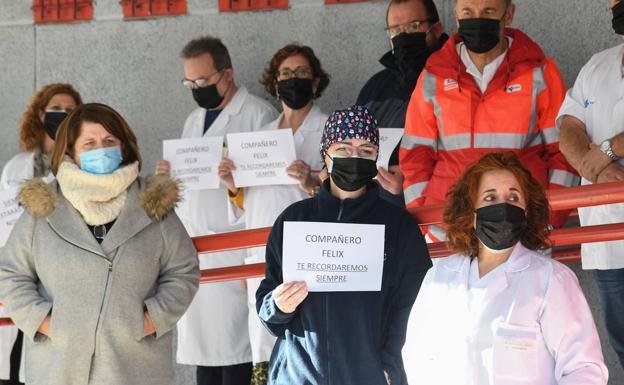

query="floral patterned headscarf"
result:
[320,105,379,158]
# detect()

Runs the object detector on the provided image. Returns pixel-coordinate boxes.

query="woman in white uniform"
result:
[0,83,81,385]
[218,44,329,385]
[403,151,608,385]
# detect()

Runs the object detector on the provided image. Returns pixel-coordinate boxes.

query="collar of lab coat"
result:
[271,104,324,132]
[444,242,532,274]
[195,86,250,137]
[443,243,535,304]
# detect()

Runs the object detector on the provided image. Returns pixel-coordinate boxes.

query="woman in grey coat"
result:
[0,103,200,385]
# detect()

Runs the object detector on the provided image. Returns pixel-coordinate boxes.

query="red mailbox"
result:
[121,0,187,19]
[32,0,94,24]
[325,0,369,4]
[218,0,288,13]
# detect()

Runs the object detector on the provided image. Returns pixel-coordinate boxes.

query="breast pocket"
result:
[493,323,539,383]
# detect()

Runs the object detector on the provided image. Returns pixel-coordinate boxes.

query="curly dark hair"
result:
[260,44,330,99]
[19,83,82,152]
[443,152,551,256]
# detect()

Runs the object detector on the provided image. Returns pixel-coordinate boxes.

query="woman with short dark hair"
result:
[403,152,608,385]
[219,44,330,385]
[0,103,199,385]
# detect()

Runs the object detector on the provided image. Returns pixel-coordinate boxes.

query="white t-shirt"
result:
[556,43,624,270]
[458,38,512,93]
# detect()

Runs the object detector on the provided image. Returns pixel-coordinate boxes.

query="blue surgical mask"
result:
[79,146,123,175]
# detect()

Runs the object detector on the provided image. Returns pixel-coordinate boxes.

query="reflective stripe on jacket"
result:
[400,29,578,229]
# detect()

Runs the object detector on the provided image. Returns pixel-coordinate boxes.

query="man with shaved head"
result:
[400,0,577,241]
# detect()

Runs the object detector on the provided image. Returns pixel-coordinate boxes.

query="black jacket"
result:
[256,181,431,385]
[356,35,449,207]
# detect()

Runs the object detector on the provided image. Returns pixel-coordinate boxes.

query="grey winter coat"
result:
[0,176,200,385]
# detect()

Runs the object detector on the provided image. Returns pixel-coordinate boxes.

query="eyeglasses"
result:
[182,70,222,90]
[385,19,433,39]
[329,143,379,159]
[276,67,313,81]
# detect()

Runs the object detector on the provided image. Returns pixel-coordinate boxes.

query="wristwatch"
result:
[600,139,620,161]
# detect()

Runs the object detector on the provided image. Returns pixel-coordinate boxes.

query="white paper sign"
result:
[227,129,297,188]
[377,128,404,169]
[0,187,24,248]
[282,221,385,292]
[163,136,224,191]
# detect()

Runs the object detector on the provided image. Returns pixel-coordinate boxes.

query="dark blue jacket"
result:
[356,34,449,208]
[256,181,431,385]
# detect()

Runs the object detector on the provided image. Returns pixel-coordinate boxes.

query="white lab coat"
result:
[176,86,278,366]
[556,43,624,269]
[227,105,327,363]
[0,151,55,190]
[1,151,53,381]
[403,243,608,385]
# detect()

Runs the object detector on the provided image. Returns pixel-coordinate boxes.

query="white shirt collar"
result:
[458,37,513,93]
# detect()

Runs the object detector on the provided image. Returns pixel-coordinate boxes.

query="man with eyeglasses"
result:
[356,0,447,206]
[400,0,577,242]
[156,36,277,385]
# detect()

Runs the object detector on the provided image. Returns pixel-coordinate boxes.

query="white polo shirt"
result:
[556,43,624,270]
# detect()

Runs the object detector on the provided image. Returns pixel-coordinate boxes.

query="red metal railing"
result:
[2,181,624,327]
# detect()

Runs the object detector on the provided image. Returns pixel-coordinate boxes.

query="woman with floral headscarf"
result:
[255,105,431,385]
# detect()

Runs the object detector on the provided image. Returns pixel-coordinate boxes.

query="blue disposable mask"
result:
[79,146,123,175]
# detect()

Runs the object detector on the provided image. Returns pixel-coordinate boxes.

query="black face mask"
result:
[613,1,624,35]
[328,156,378,192]
[192,75,224,110]
[278,78,314,110]
[475,203,527,251]
[391,32,431,81]
[42,111,68,140]
[458,18,502,54]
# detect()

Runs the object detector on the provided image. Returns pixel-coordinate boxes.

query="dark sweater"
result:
[256,181,431,385]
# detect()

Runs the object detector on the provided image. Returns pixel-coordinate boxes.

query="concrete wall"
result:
[0,0,623,384]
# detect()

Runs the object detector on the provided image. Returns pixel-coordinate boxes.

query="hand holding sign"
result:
[286,160,317,194]
[377,165,404,195]
[272,281,309,314]
[218,158,238,194]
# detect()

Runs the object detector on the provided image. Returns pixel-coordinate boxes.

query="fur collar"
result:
[19,175,181,222]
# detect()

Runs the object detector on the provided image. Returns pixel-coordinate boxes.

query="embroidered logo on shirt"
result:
[505,84,522,93]
[584,99,595,108]
[444,78,459,91]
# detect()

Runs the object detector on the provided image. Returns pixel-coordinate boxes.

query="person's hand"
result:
[218,158,239,194]
[38,315,51,337]
[596,163,624,184]
[319,168,329,183]
[155,160,171,177]
[272,281,308,314]
[384,371,391,384]
[377,165,404,195]
[578,144,612,182]
[143,312,156,337]
[287,160,318,194]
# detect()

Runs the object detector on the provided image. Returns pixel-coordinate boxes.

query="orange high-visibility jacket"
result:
[400,29,578,233]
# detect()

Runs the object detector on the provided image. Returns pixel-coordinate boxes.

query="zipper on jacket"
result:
[336,201,344,222]
[93,260,114,347]
[325,294,331,385]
